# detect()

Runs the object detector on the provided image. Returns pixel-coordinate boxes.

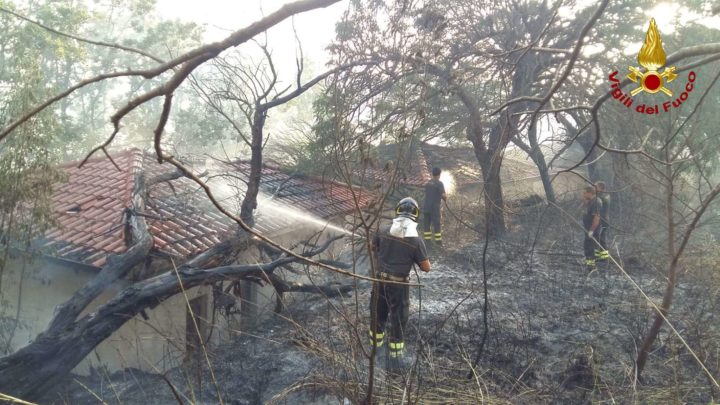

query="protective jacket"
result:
[373,225,428,278]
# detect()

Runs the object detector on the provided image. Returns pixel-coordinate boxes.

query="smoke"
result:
[205,175,352,236]
[256,195,353,236]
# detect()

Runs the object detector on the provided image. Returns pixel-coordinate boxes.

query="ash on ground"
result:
[44,205,720,404]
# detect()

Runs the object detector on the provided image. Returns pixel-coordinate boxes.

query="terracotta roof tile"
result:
[353,143,432,188]
[40,149,372,268]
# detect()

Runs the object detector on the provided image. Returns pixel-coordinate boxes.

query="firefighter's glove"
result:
[587,231,594,238]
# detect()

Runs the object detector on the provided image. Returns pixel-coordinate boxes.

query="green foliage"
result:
[0,0,211,159]
[0,52,63,257]
[294,86,351,175]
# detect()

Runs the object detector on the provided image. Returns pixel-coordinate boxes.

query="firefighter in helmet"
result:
[369,197,431,370]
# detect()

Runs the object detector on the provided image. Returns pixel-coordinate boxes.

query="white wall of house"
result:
[0,251,212,375]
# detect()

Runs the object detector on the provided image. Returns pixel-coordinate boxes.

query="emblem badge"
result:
[627,18,677,97]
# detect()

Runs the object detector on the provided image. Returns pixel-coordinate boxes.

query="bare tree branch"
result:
[526,0,609,126]
[0,0,341,145]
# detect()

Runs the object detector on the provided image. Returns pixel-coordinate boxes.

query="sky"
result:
[151,1,350,156]
[155,0,349,73]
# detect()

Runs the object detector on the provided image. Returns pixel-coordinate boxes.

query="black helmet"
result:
[395,197,420,222]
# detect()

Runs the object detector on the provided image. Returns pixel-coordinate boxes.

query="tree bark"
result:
[511,126,557,204]
[239,109,266,225]
[46,173,153,333]
[467,121,506,238]
[533,147,556,203]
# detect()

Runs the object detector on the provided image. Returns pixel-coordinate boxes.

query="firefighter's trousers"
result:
[423,207,442,242]
[584,228,600,262]
[369,280,409,350]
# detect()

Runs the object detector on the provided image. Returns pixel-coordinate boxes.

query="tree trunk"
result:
[510,133,556,204]
[46,175,152,333]
[477,150,506,238]
[533,149,556,204]
[240,109,266,225]
[0,260,247,400]
[0,170,253,401]
[467,122,506,238]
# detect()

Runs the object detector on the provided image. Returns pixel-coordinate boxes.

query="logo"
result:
[608,18,696,115]
[627,18,676,96]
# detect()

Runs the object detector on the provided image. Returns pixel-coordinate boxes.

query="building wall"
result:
[0,251,211,375]
[0,219,351,375]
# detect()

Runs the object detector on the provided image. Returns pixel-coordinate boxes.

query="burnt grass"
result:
[44,203,720,404]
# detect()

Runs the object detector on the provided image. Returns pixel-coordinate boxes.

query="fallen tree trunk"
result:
[0,235,340,401]
[46,173,153,333]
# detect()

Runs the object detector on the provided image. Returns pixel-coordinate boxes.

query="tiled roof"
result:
[39,150,372,267]
[40,150,233,266]
[43,150,139,266]
[353,142,432,187]
[503,146,567,178]
[227,161,374,234]
[421,144,540,188]
[420,144,482,187]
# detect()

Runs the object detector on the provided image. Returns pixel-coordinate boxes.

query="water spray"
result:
[439,170,456,196]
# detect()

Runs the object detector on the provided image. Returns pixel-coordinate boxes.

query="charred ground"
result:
[43,203,720,404]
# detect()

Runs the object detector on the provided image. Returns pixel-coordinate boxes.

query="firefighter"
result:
[369,197,431,370]
[594,181,610,261]
[423,167,447,246]
[581,186,603,269]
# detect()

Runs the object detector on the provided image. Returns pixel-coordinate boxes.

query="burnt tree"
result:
[201,52,367,225]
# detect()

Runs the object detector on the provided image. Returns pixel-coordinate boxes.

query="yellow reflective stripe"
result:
[389,342,404,350]
[389,350,402,358]
[370,339,383,347]
[423,232,432,235]
[369,330,384,339]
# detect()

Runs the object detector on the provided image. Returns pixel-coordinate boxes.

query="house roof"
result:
[234,162,373,218]
[353,142,432,188]
[420,144,483,187]
[40,149,372,267]
[359,142,540,190]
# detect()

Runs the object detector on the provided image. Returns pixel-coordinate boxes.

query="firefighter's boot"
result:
[594,249,609,262]
[369,330,384,355]
[423,232,433,252]
[433,233,443,250]
[386,341,409,372]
